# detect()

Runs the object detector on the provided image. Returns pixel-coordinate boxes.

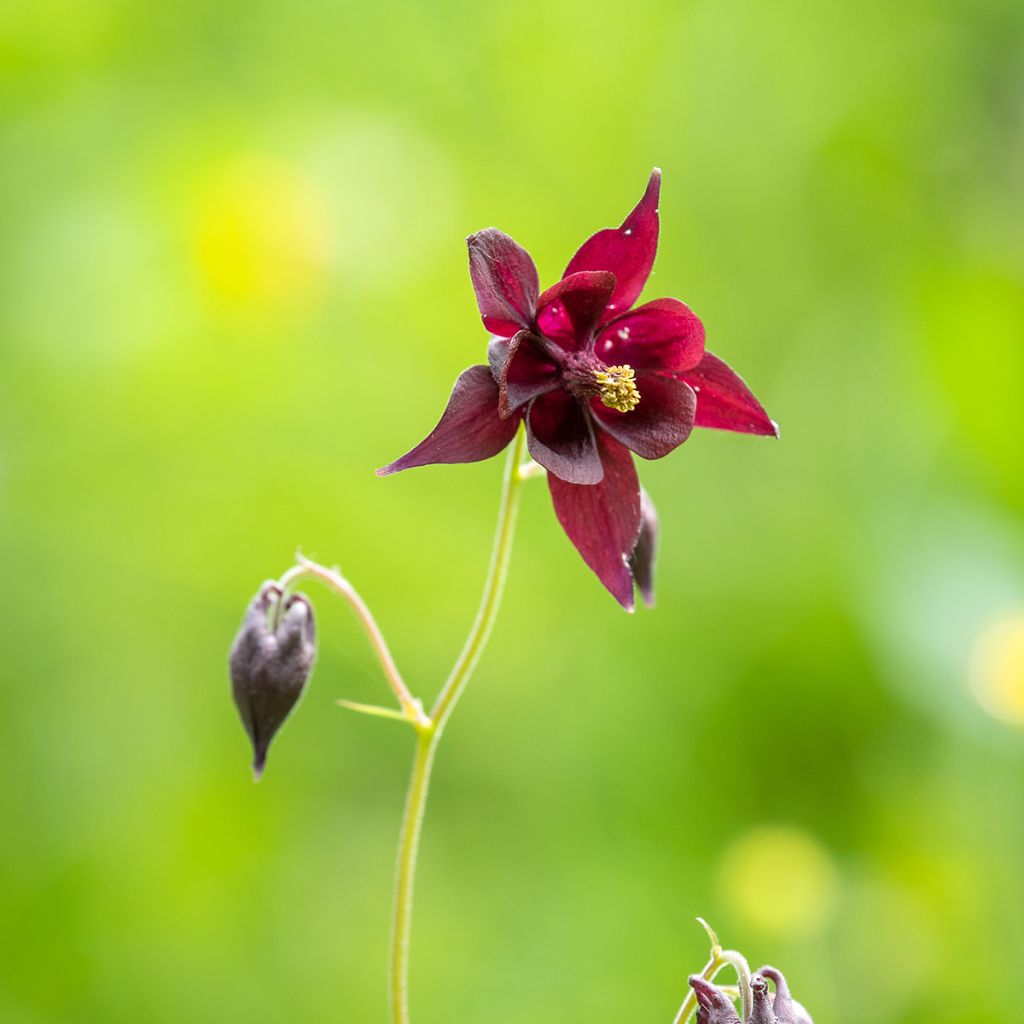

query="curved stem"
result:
[390,426,528,1024]
[277,558,427,727]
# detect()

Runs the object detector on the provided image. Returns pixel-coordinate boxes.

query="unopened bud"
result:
[629,488,659,608]
[229,582,317,780]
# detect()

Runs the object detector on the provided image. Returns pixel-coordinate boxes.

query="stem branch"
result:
[277,558,427,728]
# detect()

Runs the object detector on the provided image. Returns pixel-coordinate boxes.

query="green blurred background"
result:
[2,1,1023,1021]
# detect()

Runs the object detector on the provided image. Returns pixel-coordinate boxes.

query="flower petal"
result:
[535,270,616,351]
[467,229,540,337]
[526,389,603,485]
[377,365,520,475]
[564,168,661,322]
[488,332,560,418]
[597,297,705,373]
[629,488,659,608]
[547,434,641,610]
[677,351,778,436]
[591,373,695,459]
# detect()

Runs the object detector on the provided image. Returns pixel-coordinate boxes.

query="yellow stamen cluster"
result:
[595,364,641,412]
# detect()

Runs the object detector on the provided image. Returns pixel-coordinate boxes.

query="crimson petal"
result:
[468,229,540,337]
[591,374,695,459]
[526,390,603,485]
[488,332,560,419]
[677,351,778,436]
[548,434,641,610]
[377,365,520,475]
[535,271,616,351]
[564,168,661,323]
[597,297,705,374]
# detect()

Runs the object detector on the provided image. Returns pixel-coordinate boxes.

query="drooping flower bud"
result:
[229,582,317,780]
[629,487,659,607]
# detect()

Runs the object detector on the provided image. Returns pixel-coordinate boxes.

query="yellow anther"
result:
[595,364,641,412]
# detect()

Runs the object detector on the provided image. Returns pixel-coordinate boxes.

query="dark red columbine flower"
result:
[379,170,776,609]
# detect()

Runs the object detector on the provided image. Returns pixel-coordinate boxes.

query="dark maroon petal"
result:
[564,168,661,322]
[678,351,778,436]
[488,332,560,418]
[377,365,520,475]
[526,390,603,485]
[467,229,540,337]
[547,434,640,610]
[597,297,705,373]
[535,271,616,351]
[591,373,695,459]
[629,488,659,608]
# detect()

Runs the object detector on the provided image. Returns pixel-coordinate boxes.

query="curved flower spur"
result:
[379,169,777,609]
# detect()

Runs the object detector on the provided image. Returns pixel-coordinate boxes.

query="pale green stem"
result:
[276,558,428,728]
[389,426,528,1024]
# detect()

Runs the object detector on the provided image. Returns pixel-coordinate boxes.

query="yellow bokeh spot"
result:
[970,613,1024,725]
[192,156,330,310]
[718,825,839,937]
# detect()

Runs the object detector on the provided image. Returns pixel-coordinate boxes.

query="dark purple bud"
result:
[629,487,659,607]
[756,967,813,1024]
[689,976,742,1024]
[229,582,317,780]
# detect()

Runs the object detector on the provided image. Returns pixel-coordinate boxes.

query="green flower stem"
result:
[391,424,529,1024]
[276,557,428,728]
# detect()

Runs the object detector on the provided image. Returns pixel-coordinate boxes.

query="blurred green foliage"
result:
[1,1,1023,1021]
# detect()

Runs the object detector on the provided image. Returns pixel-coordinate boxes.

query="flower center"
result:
[594,364,641,412]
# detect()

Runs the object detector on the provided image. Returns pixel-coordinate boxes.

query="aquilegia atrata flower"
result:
[379,170,776,609]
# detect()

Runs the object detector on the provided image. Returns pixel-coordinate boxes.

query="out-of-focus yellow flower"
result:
[970,613,1024,725]
[192,156,330,311]
[718,825,839,937]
